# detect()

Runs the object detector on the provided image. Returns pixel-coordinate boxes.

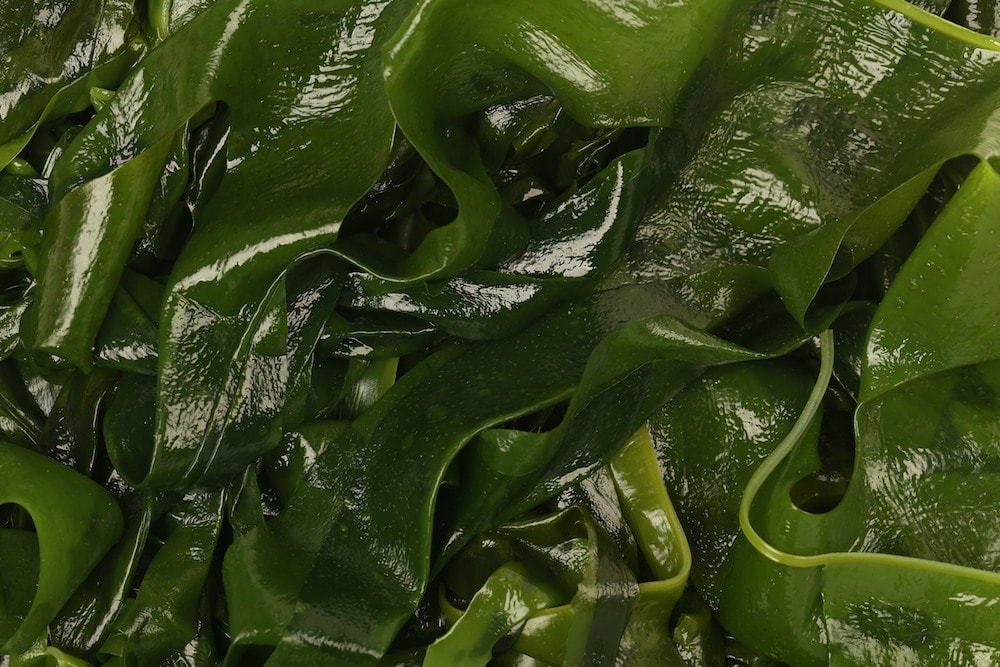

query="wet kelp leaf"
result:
[425,562,561,667]
[31,137,172,371]
[860,161,1000,402]
[223,297,763,664]
[435,507,639,667]
[657,162,1000,666]
[99,491,224,666]
[104,255,344,489]
[0,0,140,168]
[649,357,827,665]
[351,0,735,280]
[31,0,416,488]
[48,491,155,660]
[6,0,1000,664]
[442,305,771,564]
[33,0,416,367]
[0,443,122,653]
[622,0,1000,326]
[821,161,1000,665]
[425,428,692,666]
[341,141,669,341]
[93,272,164,376]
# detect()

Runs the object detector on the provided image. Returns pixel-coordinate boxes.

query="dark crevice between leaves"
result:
[789,386,855,515]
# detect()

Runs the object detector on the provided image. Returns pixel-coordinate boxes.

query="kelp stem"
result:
[738,330,834,568]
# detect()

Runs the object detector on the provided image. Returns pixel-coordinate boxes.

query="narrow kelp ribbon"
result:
[646,157,1000,666]
[876,0,1000,46]
[340,143,665,341]
[7,1,1000,665]
[427,563,562,666]
[32,0,414,368]
[221,302,755,664]
[738,329,837,567]
[98,490,225,665]
[739,331,1000,665]
[30,0,1000,502]
[31,137,173,371]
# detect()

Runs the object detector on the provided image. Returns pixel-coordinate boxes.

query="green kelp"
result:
[2,0,1000,664]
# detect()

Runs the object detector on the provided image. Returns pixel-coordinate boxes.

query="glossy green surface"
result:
[0,444,122,654]
[3,0,1000,664]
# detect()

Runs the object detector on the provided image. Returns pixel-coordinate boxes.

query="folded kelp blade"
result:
[103,253,344,489]
[819,160,1000,664]
[219,0,1000,661]
[98,491,225,665]
[47,491,155,661]
[426,563,562,666]
[222,297,769,664]
[355,0,735,280]
[221,306,595,663]
[31,138,172,372]
[439,308,773,565]
[0,0,140,169]
[11,2,1000,667]
[430,505,640,667]
[0,443,123,655]
[662,161,1000,666]
[29,0,416,488]
[620,0,1000,327]
[762,0,1000,324]
[341,141,666,341]
[425,428,693,666]
[647,353,828,665]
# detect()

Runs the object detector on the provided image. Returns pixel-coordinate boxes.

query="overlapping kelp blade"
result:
[5,0,1000,664]
[100,491,225,665]
[0,0,139,167]
[656,161,1000,665]
[218,0,1000,663]
[0,444,122,653]
[355,0,735,280]
[623,0,1000,326]
[31,0,415,488]
[823,161,1000,665]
